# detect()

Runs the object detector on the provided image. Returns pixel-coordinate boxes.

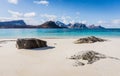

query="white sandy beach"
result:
[0,38,120,76]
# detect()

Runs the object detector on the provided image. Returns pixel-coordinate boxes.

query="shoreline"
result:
[0,36,120,40]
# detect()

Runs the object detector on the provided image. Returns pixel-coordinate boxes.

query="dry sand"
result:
[0,38,120,76]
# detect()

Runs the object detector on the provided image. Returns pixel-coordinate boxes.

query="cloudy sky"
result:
[0,0,120,28]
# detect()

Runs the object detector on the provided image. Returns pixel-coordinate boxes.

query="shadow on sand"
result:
[28,46,55,51]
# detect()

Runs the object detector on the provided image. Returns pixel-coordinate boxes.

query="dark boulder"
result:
[16,38,47,49]
[74,36,106,44]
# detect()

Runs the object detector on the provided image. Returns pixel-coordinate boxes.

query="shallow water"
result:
[0,28,120,38]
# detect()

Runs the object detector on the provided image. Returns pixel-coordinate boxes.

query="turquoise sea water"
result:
[0,29,120,38]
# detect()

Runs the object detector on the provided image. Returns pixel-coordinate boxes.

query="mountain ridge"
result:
[0,20,105,29]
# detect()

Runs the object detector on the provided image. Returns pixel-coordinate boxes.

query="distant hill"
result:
[88,24,105,29]
[38,21,61,28]
[0,20,26,26]
[68,23,88,29]
[0,20,27,28]
[67,23,105,29]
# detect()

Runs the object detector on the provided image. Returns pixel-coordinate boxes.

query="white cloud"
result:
[69,20,75,24]
[97,20,111,27]
[24,12,36,17]
[5,10,37,25]
[98,20,106,24]
[8,10,36,18]
[76,12,80,15]
[61,16,71,24]
[0,17,12,22]
[34,0,49,6]
[0,17,39,25]
[8,10,23,18]
[8,0,18,4]
[40,14,57,21]
[97,19,120,28]
[81,20,87,24]
[98,19,120,25]
[0,13,56,25]
[0,17,26,22]
[112,19,120,25]
[23,18,40,25]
